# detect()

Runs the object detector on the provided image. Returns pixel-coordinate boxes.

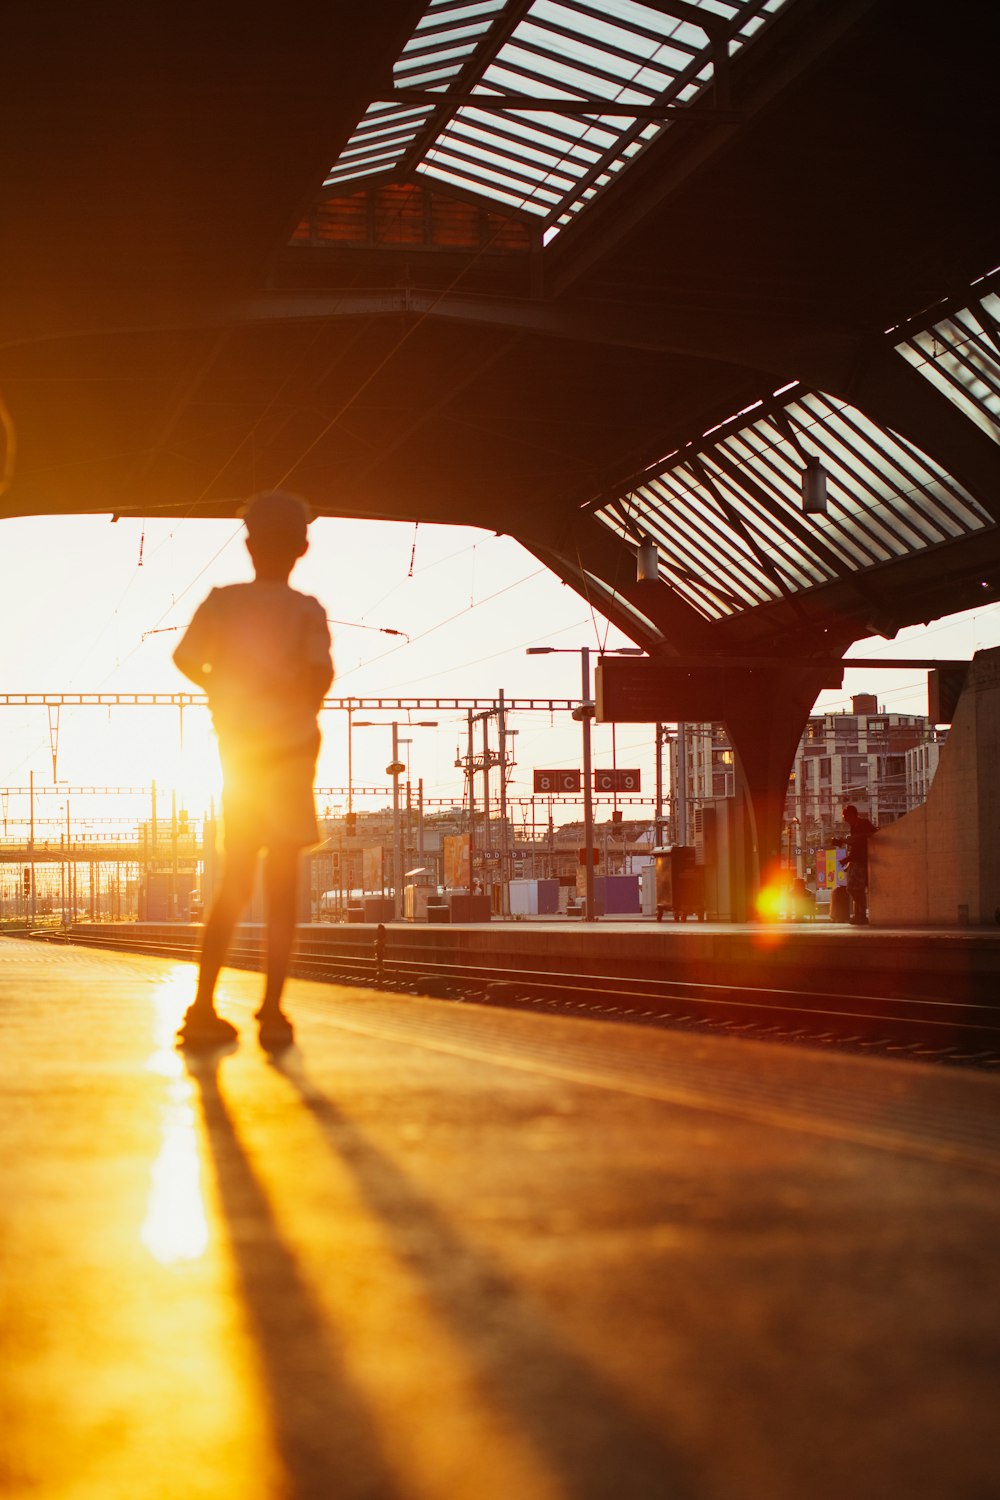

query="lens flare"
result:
[754,881,786,922]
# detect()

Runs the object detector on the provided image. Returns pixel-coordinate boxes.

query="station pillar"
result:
[722,664,833,913]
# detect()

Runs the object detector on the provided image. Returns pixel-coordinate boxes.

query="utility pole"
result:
[675,725,689,846]
[481,712,491,861]
[655,722,664,847]
[390,722,404,920]
[466,709,475,891]
[498,689,509,917]
[579,647,596,922]
[29,769,36,923]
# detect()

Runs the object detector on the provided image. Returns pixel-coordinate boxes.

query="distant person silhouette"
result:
[841,803,876,925]
[172,490,333,1049]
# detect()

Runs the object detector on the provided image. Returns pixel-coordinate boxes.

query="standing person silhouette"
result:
[172,491,333,1049]
[841,803,876,926]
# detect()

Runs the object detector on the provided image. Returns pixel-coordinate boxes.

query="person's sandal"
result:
[255,1008,295,1051]
[176,1009,239,1050]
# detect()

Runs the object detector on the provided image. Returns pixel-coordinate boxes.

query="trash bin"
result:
[363,896,396,922]
[830,886,850,922]
[653,845,700,920]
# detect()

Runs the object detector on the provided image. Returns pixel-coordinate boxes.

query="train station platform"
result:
[3,933,1000,1500]
[84,915,1000,1028]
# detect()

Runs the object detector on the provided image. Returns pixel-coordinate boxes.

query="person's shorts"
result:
[219,737,320,854]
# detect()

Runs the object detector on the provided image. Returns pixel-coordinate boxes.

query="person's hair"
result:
[240,490,310,546]
[842,804,858,818]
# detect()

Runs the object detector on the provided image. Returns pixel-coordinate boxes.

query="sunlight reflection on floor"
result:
[141,968,209,1265]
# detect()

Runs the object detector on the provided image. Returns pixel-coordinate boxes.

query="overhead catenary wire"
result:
[334,568,549,684]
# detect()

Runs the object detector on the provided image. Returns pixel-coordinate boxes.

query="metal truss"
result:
[0,694,577,712]
[0,785,151,796]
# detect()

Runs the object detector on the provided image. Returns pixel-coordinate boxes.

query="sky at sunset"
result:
[4,511,1000,838]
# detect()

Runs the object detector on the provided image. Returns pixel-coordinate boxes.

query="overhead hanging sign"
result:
[533,769,581,793]
[593,768,640,792]
[596,657,844,723]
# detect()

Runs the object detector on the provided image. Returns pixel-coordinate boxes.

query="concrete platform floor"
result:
[2,936,1000,1500]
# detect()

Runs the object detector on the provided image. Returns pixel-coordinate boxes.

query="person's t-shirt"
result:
[174,582,332,758]
[846,817,876,874]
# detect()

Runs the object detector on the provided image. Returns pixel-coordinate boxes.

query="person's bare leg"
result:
[259,845,299,1017]
[189,846,257,1014]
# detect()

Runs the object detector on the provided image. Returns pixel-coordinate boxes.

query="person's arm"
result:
[173,593,218,690]
[300,599,334,707]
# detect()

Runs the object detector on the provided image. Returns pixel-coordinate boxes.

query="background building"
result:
[669,695,948,881]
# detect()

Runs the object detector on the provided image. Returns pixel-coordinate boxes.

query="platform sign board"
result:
[596,658,722,723]
[533,769,581,793]
[596,657,843,723]
[594,768,640,792]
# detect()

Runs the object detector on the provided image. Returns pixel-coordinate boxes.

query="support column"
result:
[722,664,833,915]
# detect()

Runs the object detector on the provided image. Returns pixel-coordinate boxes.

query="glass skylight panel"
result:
[458,111,604,167]
[447,121,578,175]
[324,0,792,227]
[413,161,545,211]
[324,0,501,190]
[400,40,479,68]
[425,138,572,196]
[896,293,1000,447]
[324,104,434,186]
[402,21,487,52]
[594,387,992,621]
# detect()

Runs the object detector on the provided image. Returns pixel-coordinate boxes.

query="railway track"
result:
[24,922,1000,1068]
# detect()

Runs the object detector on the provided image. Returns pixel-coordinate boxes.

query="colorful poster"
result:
[363,844,383,892]
[444,833,470,888]
[817,848,847,888]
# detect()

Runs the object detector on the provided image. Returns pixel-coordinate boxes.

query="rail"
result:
[23,921,1000,1068]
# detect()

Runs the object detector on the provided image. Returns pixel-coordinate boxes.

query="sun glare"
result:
[754,882,786,923]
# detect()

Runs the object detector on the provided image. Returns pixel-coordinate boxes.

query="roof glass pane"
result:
[448,120,579,170]
[456,112,603,165]
[593,385,994,622]
[896,291,1000,448]
[324,0,792,230]
[414,158,553,212]
[428,134,576,190]
[417,0,505,20]
[399,39,479,67]
[467,99,618,148]
[515,21,676,86]
[403,22,491,52]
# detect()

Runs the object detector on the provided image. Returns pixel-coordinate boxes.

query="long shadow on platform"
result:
[271,1054,698,1500]
[185,1054,400,1500]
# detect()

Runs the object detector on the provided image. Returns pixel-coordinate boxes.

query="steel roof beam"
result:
[847,347,1000,526]
[386,88,743,121]
[394,0,536,180]
[546,0,878,297]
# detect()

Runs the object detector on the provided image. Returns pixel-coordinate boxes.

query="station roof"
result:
[1,0,998,662]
